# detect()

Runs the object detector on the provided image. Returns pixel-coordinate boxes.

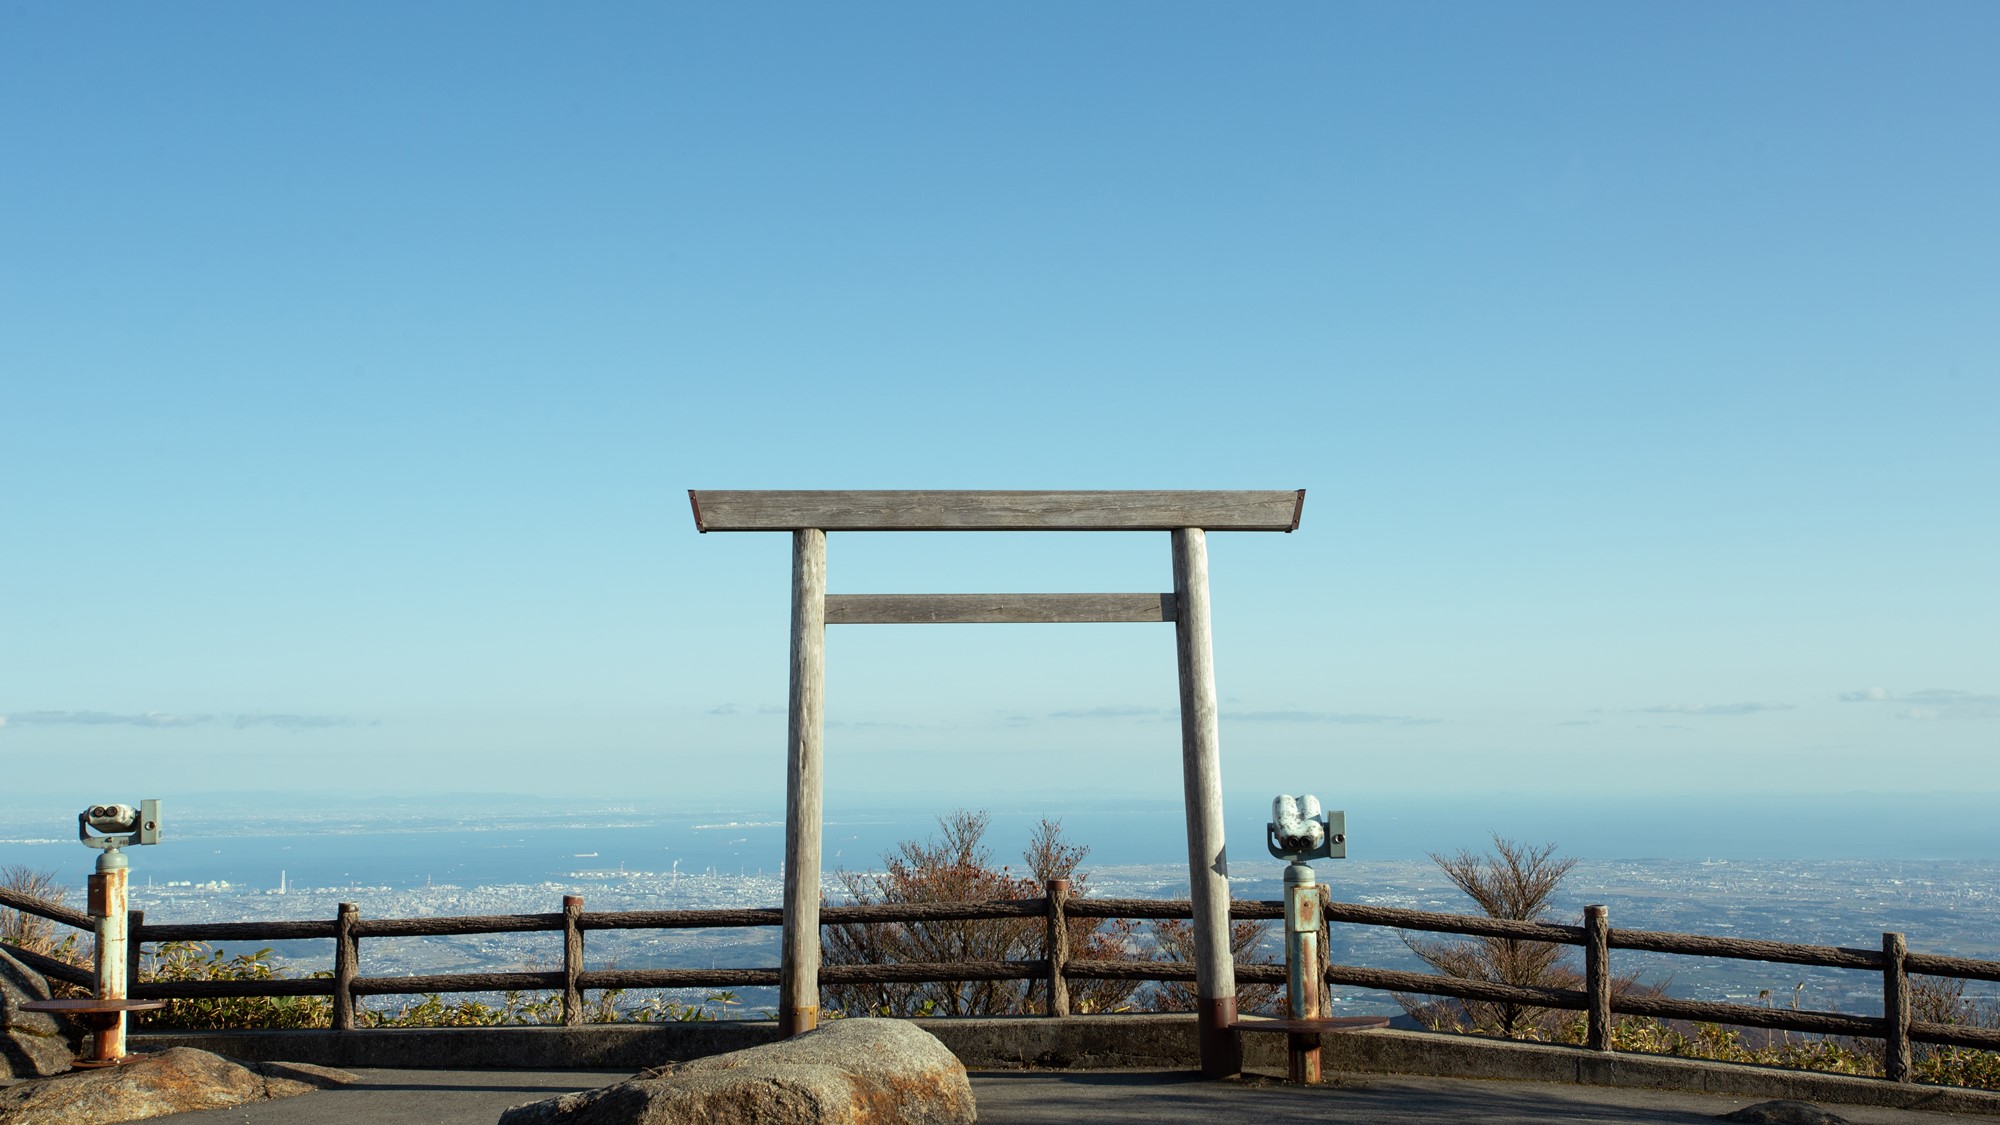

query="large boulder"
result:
[0,1047,354,1125]
[500,1017,976,1125]
[0,948,84,1081]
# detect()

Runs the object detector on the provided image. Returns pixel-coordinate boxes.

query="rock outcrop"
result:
[0,948,84,1081]
[500,1017,976,1125]
[0,1047,354,1125]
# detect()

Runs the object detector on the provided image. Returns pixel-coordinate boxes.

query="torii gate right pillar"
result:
[1173,527,1241,1078]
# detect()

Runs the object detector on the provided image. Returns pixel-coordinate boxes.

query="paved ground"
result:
[145,1067,1994,1125]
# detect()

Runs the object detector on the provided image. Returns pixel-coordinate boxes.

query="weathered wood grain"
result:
[0,941,94,986]
[689,489,1305,531]
[1610,927,1883,969]
[562,896,584,1028]
[1884,931,1910,1081]
[781,527,827,1036]
[1912,1020,2000,1051]
[1324,901,1583,945]
[133,977,334,1000]
[138,919,338,941]
[351,913,565,938]
[580,908,785,931]
[1046,879,1070,1018]
[1174,527,1239,1079]
[1584,905,1611,1051]
[825,593,1175,624]
[126,909,144,999]
[819,960,1046,985]
[0,886,92,931]
[578,968,782,989]
[1322,963,1586,1011]
[1906,951,2000,983]
[332,903,359,1031]
[1615,992,1880,1038]
[820,900,1048,923]
[350,971,561,996]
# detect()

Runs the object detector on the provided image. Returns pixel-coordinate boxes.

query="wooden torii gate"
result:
[689,489,1305,1077]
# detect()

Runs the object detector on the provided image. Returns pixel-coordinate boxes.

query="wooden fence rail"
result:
[7,881,2000,1078]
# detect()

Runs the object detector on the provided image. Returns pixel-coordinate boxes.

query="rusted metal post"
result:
[1173,527,1239,1079]
[781,527,828,1037]
[333,903,359,1031]
[87,854,130,1061]
[1585,904,1612,1051]
[1316,884,1333,986]
[1045,878,1071,1017]
[1884,931,1910,1082]
[1283,861,1323,1084]
[562,895,585,1027]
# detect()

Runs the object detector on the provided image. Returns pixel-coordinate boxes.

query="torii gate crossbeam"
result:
[690,489,1305,1078]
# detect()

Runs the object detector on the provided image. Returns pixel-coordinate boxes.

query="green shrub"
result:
[142,942,332,1029]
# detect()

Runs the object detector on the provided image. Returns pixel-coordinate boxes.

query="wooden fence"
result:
[5,880,1999,1084]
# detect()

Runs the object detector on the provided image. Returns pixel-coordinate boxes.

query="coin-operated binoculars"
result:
[1266,794,1346,1082]
[62,802,166,1064]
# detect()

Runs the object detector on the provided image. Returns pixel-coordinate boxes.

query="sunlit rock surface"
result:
[0,1047,353,1125]
[500,1017,976,1125]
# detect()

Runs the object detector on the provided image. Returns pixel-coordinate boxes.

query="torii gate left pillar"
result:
[691,489,1305,1078]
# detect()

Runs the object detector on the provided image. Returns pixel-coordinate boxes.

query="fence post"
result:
[333,903,359,1031]
[1884,931,1910,1082]
[563,895,585,1027]
[1044,879,1071,1018]
[1585,904,1612,1052]
[126,909,144,998]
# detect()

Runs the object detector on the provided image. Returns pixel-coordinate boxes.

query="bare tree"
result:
[1396,836,1578,1038]
[822,811,1143,1017]
[1147,913,1283,1015]
[0,865,84,965]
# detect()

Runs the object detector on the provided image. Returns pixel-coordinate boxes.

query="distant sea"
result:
[2,790,1994,893]
[5,795,1996,1018]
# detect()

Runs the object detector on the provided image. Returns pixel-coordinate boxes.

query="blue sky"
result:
[3,3,1995,818]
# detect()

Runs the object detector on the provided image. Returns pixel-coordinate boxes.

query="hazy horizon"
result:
[6,786,1994,864]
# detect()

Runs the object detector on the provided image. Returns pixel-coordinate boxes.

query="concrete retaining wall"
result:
[135,1016,2000,1117]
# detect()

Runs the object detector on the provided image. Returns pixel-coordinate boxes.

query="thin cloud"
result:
[826,719,923,730]
[5,710,369,731]
[231,714,369,731]
[5,710,213,728]
[1224,709,1438,726]
[1842,688,1999,719]
[1634,702,1793,717]
[1049,705,1169,720]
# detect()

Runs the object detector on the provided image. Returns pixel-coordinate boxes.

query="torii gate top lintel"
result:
[692,487,1303,1080]
[689,488,1304,533]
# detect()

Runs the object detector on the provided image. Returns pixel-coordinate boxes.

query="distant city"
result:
[4,794,1993,1021]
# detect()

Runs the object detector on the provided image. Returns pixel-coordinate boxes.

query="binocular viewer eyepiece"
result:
[87,805,141,833]
[1267,793,1345,864]
[79,799,162,850]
